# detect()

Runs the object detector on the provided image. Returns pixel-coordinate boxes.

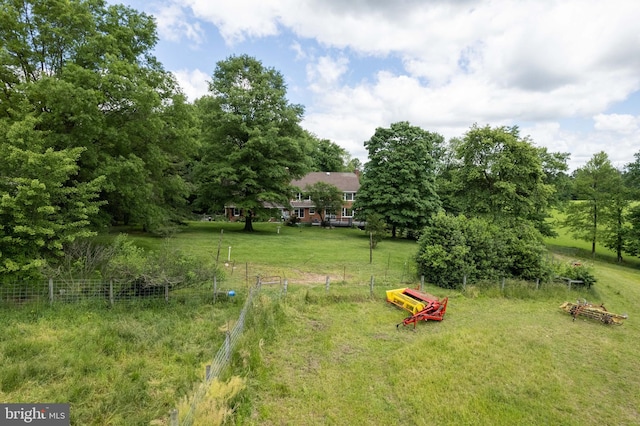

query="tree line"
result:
[1,0,639,283]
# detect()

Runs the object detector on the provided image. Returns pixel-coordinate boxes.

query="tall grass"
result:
[0,300,243,425]
[2,220,639,425]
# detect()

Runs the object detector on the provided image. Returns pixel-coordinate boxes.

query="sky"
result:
[110,0,640,170]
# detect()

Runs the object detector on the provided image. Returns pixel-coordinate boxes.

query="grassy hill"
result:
[1,221,639,425]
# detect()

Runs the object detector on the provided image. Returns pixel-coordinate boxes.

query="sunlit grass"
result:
[3,219,640,425]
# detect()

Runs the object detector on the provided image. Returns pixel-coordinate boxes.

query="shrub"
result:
[555,261,597,287]
[416,213,553,289]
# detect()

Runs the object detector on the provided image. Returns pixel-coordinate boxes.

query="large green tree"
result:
[0,115,103,279]
[0,0,197,232]
[563,151,619,256]
[354,121,442,237]
[194,55,308,231]
[449,124,554,234]
[623,151,640,257]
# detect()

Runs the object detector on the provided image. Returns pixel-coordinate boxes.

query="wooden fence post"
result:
[164,282,169,302]
[213,275,218,303]
[420,275,424,292]
[169,409,178,426]
[501,277,505,291]
[536,278,540,290]
[325,276,330,293]
[463,275,467,290]
[283,279,288,296]
[48,278,54,306]
[370,275,374,297]
[109,280,114,307]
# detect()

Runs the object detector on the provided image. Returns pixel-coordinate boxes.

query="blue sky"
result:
[111,0,640,170]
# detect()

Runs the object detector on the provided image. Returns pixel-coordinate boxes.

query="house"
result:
[288,171,361,226]
[224,171,362,226]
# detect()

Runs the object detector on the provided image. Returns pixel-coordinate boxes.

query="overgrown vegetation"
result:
[416,213,551,288]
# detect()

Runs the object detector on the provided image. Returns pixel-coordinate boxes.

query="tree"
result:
[0,0,197,232]
[563,151,619,256]
[194,55,309,231]
[305,134,350,172]
[354,121,443,237]
[304,182,344,227]
[0,115,103,280]
[450,124,554,234]
[600,170,629,262]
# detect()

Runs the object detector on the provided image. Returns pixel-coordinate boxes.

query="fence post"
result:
[501,277,505,292]
[213,275,218,304]
[49,278,54,306]
[169,409,178,426]
[370,275,374,297]
[109,280,114,307]
[325,276,330,293]
[536,278,540,290]
[463,275,467,290]
[165,282,169,303]
[283,279,288,296]
[420,275,424,292]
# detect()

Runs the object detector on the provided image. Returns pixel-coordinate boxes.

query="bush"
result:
[555,261,597,287]
[416,213,553,289]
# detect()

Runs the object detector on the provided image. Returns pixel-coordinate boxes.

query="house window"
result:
[309,208,315,215]
[295,193,302,201]
[293,208,305,218]
[342,208,354,218]
[343,192,355,201]
[232,208,240,217]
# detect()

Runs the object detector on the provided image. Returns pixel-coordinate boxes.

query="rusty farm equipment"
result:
[560,300,628,325]
[386,287,448,329]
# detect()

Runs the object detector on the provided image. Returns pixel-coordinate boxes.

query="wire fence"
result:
[175,278,261,426]
[0,278,235,308]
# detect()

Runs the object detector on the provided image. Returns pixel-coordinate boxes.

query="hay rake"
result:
[560,300,628,325]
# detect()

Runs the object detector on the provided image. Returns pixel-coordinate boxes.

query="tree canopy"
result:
[304,182,344,227]
[563,151,619,256]
[354,121,443,237]
[193,55,309,231]
[448,124,555,234]
[0,0,197,233]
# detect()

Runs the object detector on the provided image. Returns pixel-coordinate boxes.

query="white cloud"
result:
[172,69,210,101]
[155,3,205,44]
[157,0,640,167]
[593,114,640,134]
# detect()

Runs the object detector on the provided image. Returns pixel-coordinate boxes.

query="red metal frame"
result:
[387,287,448,329]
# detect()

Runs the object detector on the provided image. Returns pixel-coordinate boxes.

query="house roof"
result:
[291,172,360,192]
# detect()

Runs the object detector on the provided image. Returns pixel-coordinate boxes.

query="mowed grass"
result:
[170,222,639,426]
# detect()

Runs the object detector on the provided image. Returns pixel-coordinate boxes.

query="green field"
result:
[2,221,639,425]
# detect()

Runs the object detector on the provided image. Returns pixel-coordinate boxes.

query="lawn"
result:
[2,221,639,425]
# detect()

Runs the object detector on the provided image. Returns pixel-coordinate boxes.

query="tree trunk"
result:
[243,210,254,232]
[392,225,397,238]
